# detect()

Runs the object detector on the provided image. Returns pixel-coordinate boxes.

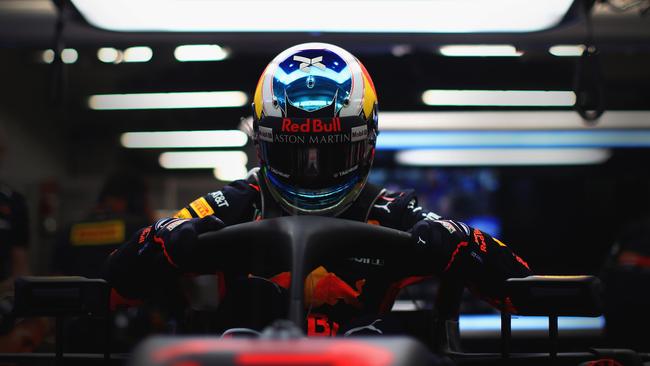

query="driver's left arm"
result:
[371,191,532,312]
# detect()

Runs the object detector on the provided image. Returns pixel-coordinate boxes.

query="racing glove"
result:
[104,216,224,300]
[142,216,225,270]
[409,219,531,309]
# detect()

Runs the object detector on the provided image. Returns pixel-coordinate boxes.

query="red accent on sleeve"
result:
[444,241,469,272]
[138,227,152,244]
[514,254,530,270]
[153,235,179,268]
[378,275,431,314]
[110,288,143,310]
[248,184,260,192]
[617,251,650,268]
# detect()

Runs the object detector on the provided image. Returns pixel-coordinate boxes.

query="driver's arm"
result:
[370,191,531,312]
[104,180,259,303]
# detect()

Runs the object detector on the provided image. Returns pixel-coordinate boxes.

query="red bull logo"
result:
[307,313,339,337]
[270,266,364,309]
[281,118,341,133]
[268,266,365,337]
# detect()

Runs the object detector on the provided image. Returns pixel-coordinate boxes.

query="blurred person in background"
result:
[602,216,650,351]
[54,171,153,278]
[49,171,155,352]
[0,123,48,352]
[105,43,532,337]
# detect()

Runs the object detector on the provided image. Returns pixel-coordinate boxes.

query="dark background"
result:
[0,0,649,276]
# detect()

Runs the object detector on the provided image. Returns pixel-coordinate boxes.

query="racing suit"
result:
[105,168,531,336]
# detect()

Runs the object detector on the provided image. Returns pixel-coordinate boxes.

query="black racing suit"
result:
[105,169,531,336]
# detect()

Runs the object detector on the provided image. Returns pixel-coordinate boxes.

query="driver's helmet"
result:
[252,43,378,216]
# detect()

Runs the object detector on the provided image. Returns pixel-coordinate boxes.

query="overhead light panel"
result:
[41,49,55,64]
[123,46,153,62]
[460,314,604,335]
[70,0,574,33]
[395,148,612,166]
[41,48,78,64]
[378,130,650,150]
[422,90,576,107]
[439,44,522,57]
[121,130,248,148]
[97,47,122,63]
[175,44,229,62]
[379,111,650,131]
[88,91,248,110]
[213,164,248,181]
[159,151,247,169]
[549,44,586,57]
[61,49,78,64]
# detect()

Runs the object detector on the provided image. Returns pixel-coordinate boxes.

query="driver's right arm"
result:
[104,180,260,302]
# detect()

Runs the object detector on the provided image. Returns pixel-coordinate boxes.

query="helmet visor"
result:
[257,116,373,210]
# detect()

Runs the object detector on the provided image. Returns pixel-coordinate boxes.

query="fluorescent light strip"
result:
[380,111,650,131]
[440,44,522,57]
[70,0,573,33]
[175,45,229,62]
[378,130,650,150]
[213,165,248,181]
[422,90,576,107]
[459,314,604,334]
[395,148,611,166]
[123,46,153,62]
[88,91,248,110]
[159,151,247,169]
[121,130,248,148]
[549,44,585,57]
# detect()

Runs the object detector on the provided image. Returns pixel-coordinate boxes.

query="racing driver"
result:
[105,43,532,337]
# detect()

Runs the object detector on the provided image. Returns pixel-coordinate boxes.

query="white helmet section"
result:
[257,43,365,119]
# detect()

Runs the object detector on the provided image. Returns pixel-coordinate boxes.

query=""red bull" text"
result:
[281,118,341,133]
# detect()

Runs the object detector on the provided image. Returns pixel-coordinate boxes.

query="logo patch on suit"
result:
[189,197,214,218]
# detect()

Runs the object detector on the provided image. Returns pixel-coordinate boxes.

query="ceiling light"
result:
[395,148,611,166]
[88,91,248,110]
[97,47,122,63]
[174,44,229,62]
[70,0,574,33]
[61,48,78,64]
[549,44,586,57]
[42,49,78,64]
[159,151,247,169]
[439,44,523,57]
[214,164,248,181]
[121,130,248,148]
[421,90,576,107]
[378,130,650,150]
[379,111,650,130]
[41,49,55,64]
[123,46,152,62]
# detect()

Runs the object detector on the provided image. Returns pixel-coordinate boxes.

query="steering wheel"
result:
[194,216,464,350]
